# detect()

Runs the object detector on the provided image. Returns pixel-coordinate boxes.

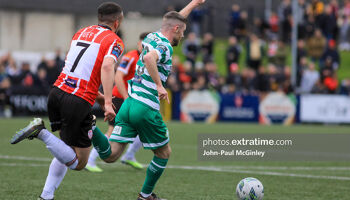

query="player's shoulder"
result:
[125,50,139,58]
[121,50,139,62]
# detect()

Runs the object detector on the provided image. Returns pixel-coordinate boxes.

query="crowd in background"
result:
[1,0,350,115]
[167,0,350,96]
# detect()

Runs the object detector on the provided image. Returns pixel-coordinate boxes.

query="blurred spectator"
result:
[310,0,325,28]
[246,33,265,71]
[267,64,282,91]
[179,61,194,91]
[320,39,340,70]
[252,17,269,39]
[320,58,334,88]
[229,4,241,36]
[267,38,278,62]
[1,53,20,77]
[297,39,308,64]
[192,74,206,90]
[268,12,279,38]
[204,62,220,90]
[10,62,40,87]
[36,68,50,93]
[226,63,242,93]
[278,0,292,42]
[241,68,256,93]
[38,53,62,86]
[323,73,338,94]
[182,32,200,66]
[304,15,316,38]
[255,66,270,92]
[282,67,293,94]
[201,32,214,63]
[311,80,327,93]
[299,62,319,93]
[319,5,338,40]
[189,7,206,36]
[268,40,288,69]
[0,63,10,113]
[339,79,350,95]
[297,0,307,39]
[55,48,65,71]
[307,29,326,61]
[297,56,308,87]
[236,11,248,40]
[339,0,350,51]
[226,36,241,74]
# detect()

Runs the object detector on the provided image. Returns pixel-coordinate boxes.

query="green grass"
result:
[173,39,350,80]
[1,118,350,199]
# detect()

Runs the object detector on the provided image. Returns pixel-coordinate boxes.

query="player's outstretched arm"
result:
[143,50,169,103]
[179,0,206,18]
[101,57,116,121]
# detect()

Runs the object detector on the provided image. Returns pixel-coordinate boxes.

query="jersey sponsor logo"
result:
[64,78,77,88]
[112,125,122,135]
[156,45,167,54]
[88,130,93,139]
[112,43,123,58]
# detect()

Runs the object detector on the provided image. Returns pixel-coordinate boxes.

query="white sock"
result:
[38,129,78,169]
[40,158,68,199]
[121,135,142,161]
[140,192,151,198]
[87,148,99,167]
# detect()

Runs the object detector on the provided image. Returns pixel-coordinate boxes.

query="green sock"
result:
[141,156,168,195]
[91,126,111,159]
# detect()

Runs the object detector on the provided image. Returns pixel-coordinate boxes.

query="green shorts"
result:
[109,97,169,150]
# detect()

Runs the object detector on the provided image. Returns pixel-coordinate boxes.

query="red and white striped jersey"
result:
[54,25,124,105]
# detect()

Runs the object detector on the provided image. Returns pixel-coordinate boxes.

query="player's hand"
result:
[104,103,116,122]
[157,85,169,104]
[192,0,205,6]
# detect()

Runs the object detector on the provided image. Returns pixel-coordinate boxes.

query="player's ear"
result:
[174,25,179,33]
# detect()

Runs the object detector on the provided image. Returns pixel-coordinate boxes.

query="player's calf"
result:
[103,141,127,163]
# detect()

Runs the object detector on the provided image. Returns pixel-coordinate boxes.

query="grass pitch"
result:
[1,117,350,200]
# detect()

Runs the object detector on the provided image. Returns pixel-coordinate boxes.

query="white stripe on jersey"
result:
[144,68,167,82]
[71,79,81,95]
[132,85,154,96]
[76,27,90,41]
[105,39,117,62]
[130,92,160,110]
[107,39,116,55]
[141,79,157,90]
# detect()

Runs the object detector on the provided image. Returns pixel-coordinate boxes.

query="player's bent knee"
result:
[154,144,171,159]
[71,146,90,170]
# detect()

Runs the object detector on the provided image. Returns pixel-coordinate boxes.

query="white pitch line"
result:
[0,155,52,162]
[1,155,350,181]
[166,165,350,181]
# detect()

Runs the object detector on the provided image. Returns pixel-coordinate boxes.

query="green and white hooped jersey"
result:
[128,32,173,110]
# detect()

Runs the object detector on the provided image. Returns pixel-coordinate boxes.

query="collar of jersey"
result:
[98,24,112,31]
[156,32,170,44]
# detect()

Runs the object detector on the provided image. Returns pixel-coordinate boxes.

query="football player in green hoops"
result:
[91,0,206,199]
